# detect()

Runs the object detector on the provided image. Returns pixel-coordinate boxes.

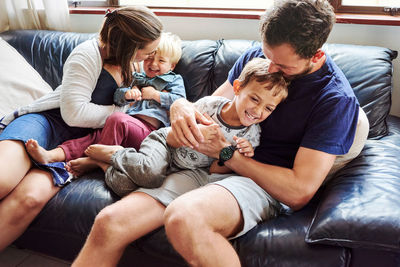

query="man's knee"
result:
[164,197,204,238]
[93,205,125,238]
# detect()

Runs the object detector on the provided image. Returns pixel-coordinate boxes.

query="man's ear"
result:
[311,49,325,63]
[233,79,241,95]
[170,63,176,71]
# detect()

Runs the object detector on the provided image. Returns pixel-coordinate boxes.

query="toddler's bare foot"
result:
[25,139,53,164]
[95,160,111,173]
[66,157,99,177]
[85,144,124,163]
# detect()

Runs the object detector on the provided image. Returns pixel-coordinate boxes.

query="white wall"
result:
[71,14,400,116]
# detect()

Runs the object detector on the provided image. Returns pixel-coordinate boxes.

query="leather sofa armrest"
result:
[305,137,400,252]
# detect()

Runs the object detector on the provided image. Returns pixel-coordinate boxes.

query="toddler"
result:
[26,32,186,177]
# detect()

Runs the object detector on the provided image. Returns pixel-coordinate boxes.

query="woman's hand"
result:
[170,98,213,148]
[234,136,254,157]
[125,86,142,101]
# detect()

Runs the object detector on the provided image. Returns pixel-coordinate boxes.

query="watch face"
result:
[220,146,234,161]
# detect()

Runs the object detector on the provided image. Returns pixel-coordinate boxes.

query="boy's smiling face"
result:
[143,51,175,78]
[233,79,283,126]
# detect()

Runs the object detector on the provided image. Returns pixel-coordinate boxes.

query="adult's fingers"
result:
[198,112,214,125]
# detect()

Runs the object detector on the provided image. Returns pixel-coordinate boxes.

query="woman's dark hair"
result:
[100,6,163,86]
[260,0,335,59]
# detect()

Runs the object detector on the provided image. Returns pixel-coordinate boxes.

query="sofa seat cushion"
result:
[305,133,400,252]
[233,199,349,267]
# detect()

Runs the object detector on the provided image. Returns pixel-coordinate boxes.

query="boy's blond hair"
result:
[157,32,182,65]
[237,58,289,101]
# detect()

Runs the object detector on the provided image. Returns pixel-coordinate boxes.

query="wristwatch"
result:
[217,145,236,166]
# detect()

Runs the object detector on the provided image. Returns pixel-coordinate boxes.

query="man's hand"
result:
[196,127,230,159]
[170,98,213,148]
[125,86,142,101]
[234,136,254,157]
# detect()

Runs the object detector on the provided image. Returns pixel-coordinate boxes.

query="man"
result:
[164,0,368,266]
[72,1,369,266]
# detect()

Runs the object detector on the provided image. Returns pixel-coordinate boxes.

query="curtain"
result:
[0,0,71,32]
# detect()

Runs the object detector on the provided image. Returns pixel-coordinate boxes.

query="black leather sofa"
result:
[1,30,400,267]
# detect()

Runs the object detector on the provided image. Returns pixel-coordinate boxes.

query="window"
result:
[330,0,400,15]
[72,0,400,17]
[68,0,111,7]
[119,0,272,10]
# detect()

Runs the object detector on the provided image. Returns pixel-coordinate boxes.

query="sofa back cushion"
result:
[177,40,397,138]
[0,37,52,117]
[0,30,397,138]
[0,30,96,90]
[322,44,397,138]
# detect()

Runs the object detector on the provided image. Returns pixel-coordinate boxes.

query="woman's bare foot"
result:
[85,144,123,163]
[66,157,99,177]
[25,139,65,164]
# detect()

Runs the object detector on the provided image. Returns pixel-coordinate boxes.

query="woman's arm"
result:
[59,41,123,128]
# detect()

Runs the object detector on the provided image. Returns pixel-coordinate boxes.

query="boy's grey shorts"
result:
[136,168,283,238]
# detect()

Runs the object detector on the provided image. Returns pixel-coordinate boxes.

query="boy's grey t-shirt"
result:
[171,96,261,170]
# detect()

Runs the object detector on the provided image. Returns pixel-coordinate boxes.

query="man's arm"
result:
[212,80,235,99]
[224,147,336,210]
[195,132,336,211]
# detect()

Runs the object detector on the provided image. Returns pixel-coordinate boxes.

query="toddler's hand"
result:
[234,136,254,157]
[125,86,142,101]
[141,86,157,100]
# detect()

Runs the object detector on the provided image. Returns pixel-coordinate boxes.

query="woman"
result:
[0,6,162,250]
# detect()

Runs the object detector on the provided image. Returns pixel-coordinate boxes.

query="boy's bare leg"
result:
[72,192,165,267]
[25,139,66,164]
[66,157,99,177]
[85,144,124,163]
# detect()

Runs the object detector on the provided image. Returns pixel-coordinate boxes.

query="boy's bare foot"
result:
[66,157,99,177]
[25,139,53,164]
[198,123,219,143]
[85,144,124,163]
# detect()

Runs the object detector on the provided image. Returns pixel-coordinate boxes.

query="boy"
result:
[84,58,288,197]
[25,32,186,179]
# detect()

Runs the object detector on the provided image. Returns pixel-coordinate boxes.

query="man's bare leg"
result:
[164,185,243,267]
[72,192,165,267]
[25,139,66,164]
[85,144,124,163]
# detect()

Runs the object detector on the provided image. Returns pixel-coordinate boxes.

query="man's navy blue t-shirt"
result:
[228,45,359,168]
